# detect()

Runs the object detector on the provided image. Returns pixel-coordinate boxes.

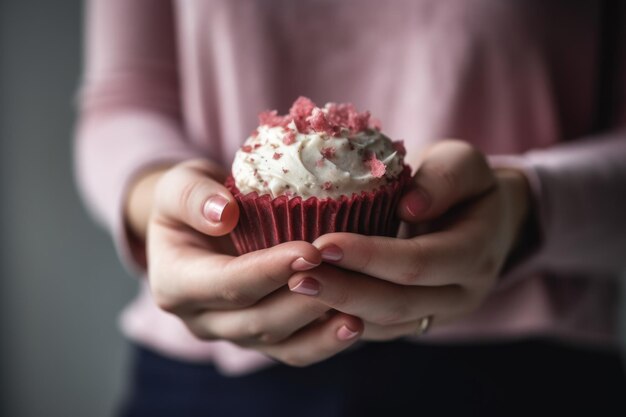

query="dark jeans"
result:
[118,339,626,417]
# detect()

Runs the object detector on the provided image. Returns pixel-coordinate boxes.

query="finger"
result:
[313,231,480,286]
[288,263,466,326]
[362,317,439,341]
[398,140,495,222]
[260,312,363,367]
[149,233,322,312]
[185,287,331,345]
[154,159,239,236]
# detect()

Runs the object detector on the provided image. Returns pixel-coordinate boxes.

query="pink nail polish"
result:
[291,257,320,271]
[337,325,359,341]
[289,277,320,296]
[320,245,343,262]
[406,189,430,217]
[203,196,229,223]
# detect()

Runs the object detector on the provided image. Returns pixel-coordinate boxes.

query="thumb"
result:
[154,159,239,236]
[398,140,495,222]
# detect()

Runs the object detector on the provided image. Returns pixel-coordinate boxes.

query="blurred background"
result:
[1,1,137,416]
[0,1,625,417]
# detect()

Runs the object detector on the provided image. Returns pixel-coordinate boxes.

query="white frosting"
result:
[232,121,405,199]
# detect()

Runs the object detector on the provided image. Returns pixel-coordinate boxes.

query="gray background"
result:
[1,1,625,417]
[1,1,136,416]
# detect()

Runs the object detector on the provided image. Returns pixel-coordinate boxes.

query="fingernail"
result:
[289,277,320,296]
[337,325,359,341]
[320,245,343,262]
[291,257,320,271]
[203,195,229,223]
[406,188,430,217]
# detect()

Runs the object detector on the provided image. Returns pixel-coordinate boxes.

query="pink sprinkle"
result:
[254,143,261,149]
[316,158,325,167]
[258,110,291,128]
[241,145,253,153]
[273,152,283,160]
[289,96,316,119]
[258,97,376,137]
[365,152,386,178]
[392,140,406,156]
[325,102,351,126]
[348,110,370,133]
[321,147,336,159]
[307,108,333,135]
[283,131,296,145]
[289,96,316,133]
[369,118,382,131]
[263,181,269,186]
[322,181,333,190]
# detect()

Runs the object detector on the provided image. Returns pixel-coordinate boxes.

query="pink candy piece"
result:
[258,110,291,128]
[283,131,296,145]
[257,96,373,135]
[308,108,333,135]
[321,147,336,159]
[273,152,283,160]
[365,152,386,178]
[369,118,382,131]
[325,102,371,134]
[289,96,316,133]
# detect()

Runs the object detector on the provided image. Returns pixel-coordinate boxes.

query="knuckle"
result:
[242,315,263,340]
[151,285,180,313]
[278,353,312,368]
[308,300,331,316]
[329,287,351,309]
[241,316,280,344]
[437,165,461,195]
[178,179,203,216]
[185,321,218,341]
[220,286,254,308]
[397,241,427,284]
[353,240,374,272]
[256,332,282,345]
[373,304,410,326]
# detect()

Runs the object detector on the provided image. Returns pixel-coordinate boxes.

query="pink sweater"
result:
[75,0,626,375]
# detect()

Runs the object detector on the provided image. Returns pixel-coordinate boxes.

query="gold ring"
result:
[416,315,433,336]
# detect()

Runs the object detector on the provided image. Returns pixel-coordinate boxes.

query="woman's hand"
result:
[287,140,531,340]
[128,159,363,366]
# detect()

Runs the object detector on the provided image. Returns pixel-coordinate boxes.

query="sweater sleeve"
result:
[491,133,626,280]
[74,0,204,273]
[489,8,626,282]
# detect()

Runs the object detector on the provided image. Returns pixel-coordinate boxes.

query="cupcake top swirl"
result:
[231,97,406,200]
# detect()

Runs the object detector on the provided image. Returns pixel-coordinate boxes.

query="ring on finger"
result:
[415,315,433,336]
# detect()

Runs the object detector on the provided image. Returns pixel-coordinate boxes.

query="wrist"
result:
[494,168,539,274]
[494,168,533,261]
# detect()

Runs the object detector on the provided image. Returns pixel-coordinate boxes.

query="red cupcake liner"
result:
[225,166,412,254]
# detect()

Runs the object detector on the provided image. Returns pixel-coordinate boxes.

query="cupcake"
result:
[226,96,411,254]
